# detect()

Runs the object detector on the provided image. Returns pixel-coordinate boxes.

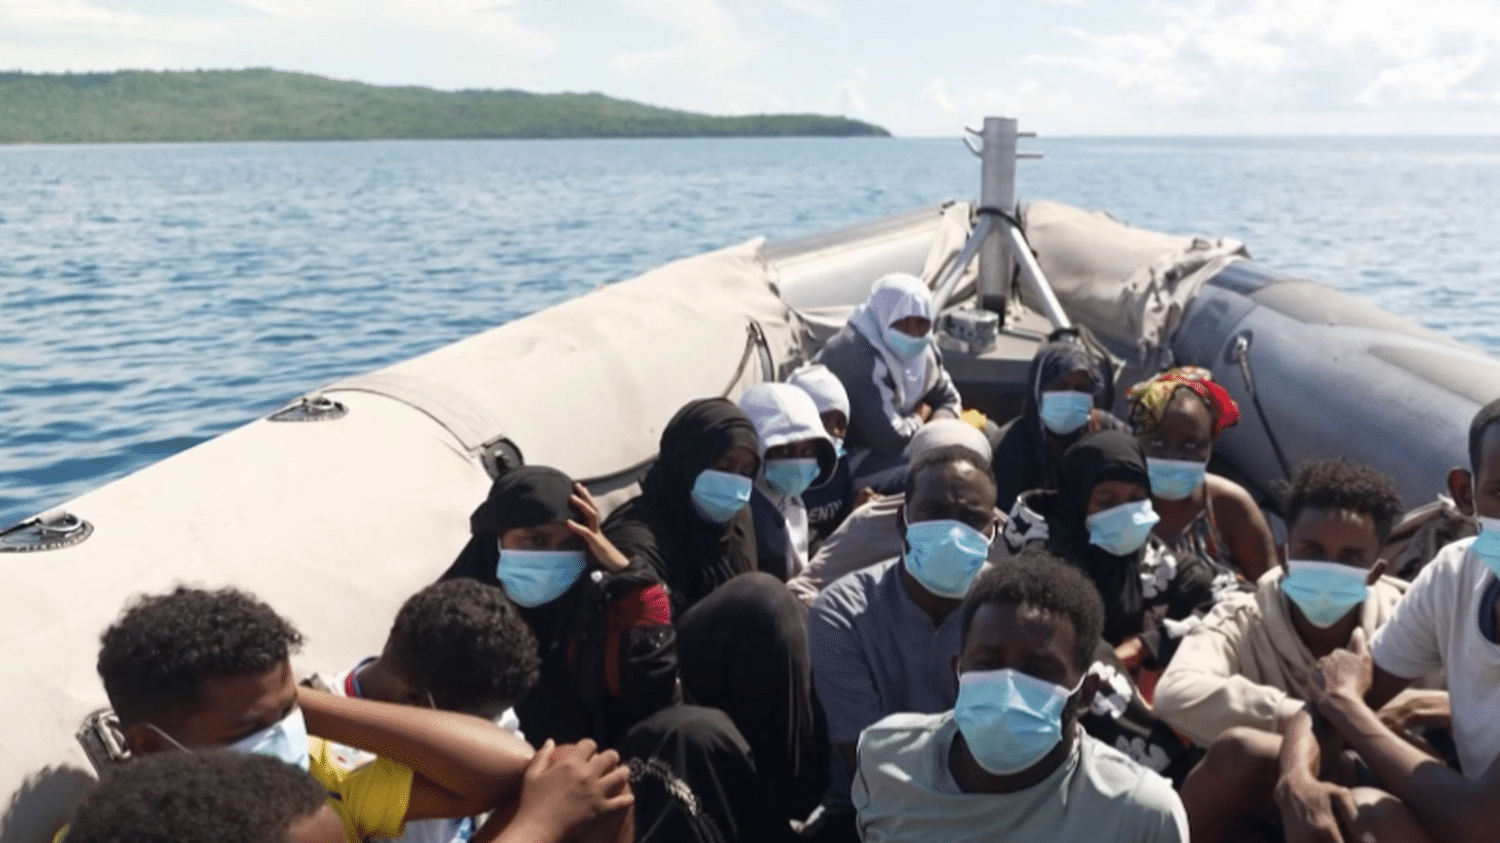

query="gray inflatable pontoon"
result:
[3,117,1497,839]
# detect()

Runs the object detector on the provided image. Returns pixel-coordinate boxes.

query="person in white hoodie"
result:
[738,382,839,584]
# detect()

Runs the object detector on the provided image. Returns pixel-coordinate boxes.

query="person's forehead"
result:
[912,460,987,498]
[1289,505,1376,537]
[194,663,293,722]
[970,600,1075,654]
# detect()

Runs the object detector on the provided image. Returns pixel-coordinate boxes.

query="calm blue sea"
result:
[2,136,1498,526]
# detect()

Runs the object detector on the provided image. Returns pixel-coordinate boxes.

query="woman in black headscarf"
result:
[1001,431,1214,787]
[991,330,1125,511]
[441,465,677,749]
[1002,430,1217,666]
[604,398,760,616]
[675,572,829,828]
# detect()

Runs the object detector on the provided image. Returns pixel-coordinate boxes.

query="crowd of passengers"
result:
[53,271,1500,843]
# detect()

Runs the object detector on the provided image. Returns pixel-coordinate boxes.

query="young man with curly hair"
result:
[1166,458,1443,842]
[309,580,545,843]
[81,585,631,843]
[66,751,343,843]
[851,549,1187,842]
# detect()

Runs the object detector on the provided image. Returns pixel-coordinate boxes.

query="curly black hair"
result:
[1281,458,1405,544]
[67,750,326,843]
[385,580,541,714]
[97,587,303,728]
[1471,398,1500,473]
[960,545,1104,673]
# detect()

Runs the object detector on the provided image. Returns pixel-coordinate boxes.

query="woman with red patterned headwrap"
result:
[1128,367,1277,589]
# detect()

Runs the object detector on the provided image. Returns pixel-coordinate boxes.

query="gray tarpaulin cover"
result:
[1022,200,1248,370]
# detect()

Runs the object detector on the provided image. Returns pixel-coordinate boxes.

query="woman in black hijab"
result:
[676,572,829,828]
[991,330,1124,511]
[604,397,760,615]
[441,465,677,748]
[1002,431,1213,787]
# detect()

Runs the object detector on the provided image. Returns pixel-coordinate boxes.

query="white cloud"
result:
[609,0,756,77]
[1023,0,1500,118]
[831,66,871,116]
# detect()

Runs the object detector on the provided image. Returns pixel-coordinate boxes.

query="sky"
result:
[2,0,1498,136]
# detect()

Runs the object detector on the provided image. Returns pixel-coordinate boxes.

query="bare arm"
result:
[1312,630,1489,842]
[1207,475,1276,581]
[1274,705,1364,843]
[299,687,533,820]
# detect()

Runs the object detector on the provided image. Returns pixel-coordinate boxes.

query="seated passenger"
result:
[1260,399,1500,843]
[738,383,839,583]
[308,579,542,843]
[604,397,760,616]
[441,465,676,748]
[808,444,998,843]
[1128,366,1275,581]
[1004,430,1216,673]
[814,273,963,491]
[992,331,1123,512]
[853,551,1188,842]
[65,751,345,843]
[63,746,627,843]
[1158,458,1413,747]
[89,586,626,843]
[790,419,996,600]
[788,363,862,546]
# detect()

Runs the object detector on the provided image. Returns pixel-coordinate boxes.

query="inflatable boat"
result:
[4,117,1499,839]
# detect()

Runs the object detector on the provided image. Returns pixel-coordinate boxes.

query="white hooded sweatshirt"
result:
[737,383,837,582]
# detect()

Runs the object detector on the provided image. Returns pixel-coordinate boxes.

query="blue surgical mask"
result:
[764,457,820,498]
[903,518,992,598]
[1474,516,1500,580]
[954,668,1079,775]
[496,548,587,607]
[1147,457,1207,501]
[884,326,931,360]
[230,708,311,772]
[691,469,753,524]
[1086,499,1160,556]
[1280,560,1370,628]
[149,707,312,772]
[1038,390,1093,436]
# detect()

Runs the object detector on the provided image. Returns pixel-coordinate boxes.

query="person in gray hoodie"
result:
[815,273,962,491]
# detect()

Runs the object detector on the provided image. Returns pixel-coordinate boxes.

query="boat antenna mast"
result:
[931,116,1071,332]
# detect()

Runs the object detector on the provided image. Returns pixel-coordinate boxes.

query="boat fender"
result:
[0,511,93,553]
[1226,331,1293,481]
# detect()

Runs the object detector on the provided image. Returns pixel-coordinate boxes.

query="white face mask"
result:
[149,706,311,772]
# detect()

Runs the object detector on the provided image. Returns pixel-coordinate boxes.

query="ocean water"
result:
[1,136,1497,526]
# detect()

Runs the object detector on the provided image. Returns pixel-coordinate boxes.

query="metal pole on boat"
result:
[933,117,1071,331]
[976,116,1020,316]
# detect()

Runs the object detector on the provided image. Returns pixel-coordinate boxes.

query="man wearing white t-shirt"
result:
[1279,399,1500,843]
[852,549,1187,843]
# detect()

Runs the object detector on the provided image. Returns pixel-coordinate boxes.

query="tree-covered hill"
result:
[0,69,891,143]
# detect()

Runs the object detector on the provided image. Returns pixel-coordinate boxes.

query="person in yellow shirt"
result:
[71,585,631,843]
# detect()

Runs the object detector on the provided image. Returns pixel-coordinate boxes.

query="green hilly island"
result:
[0,69,890,143]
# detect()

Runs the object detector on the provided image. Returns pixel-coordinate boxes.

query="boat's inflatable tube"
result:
[0,241,812,840]
[0,206,985,837]
[1023,200,1500,510]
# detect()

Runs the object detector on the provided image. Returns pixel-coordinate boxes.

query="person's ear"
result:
[1450,467,1475,516]
[1367,559,1388,585]
[123,722,165,757]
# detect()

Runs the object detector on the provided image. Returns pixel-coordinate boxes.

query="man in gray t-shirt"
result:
[809,444,998,842]
[853,551,1186,842]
